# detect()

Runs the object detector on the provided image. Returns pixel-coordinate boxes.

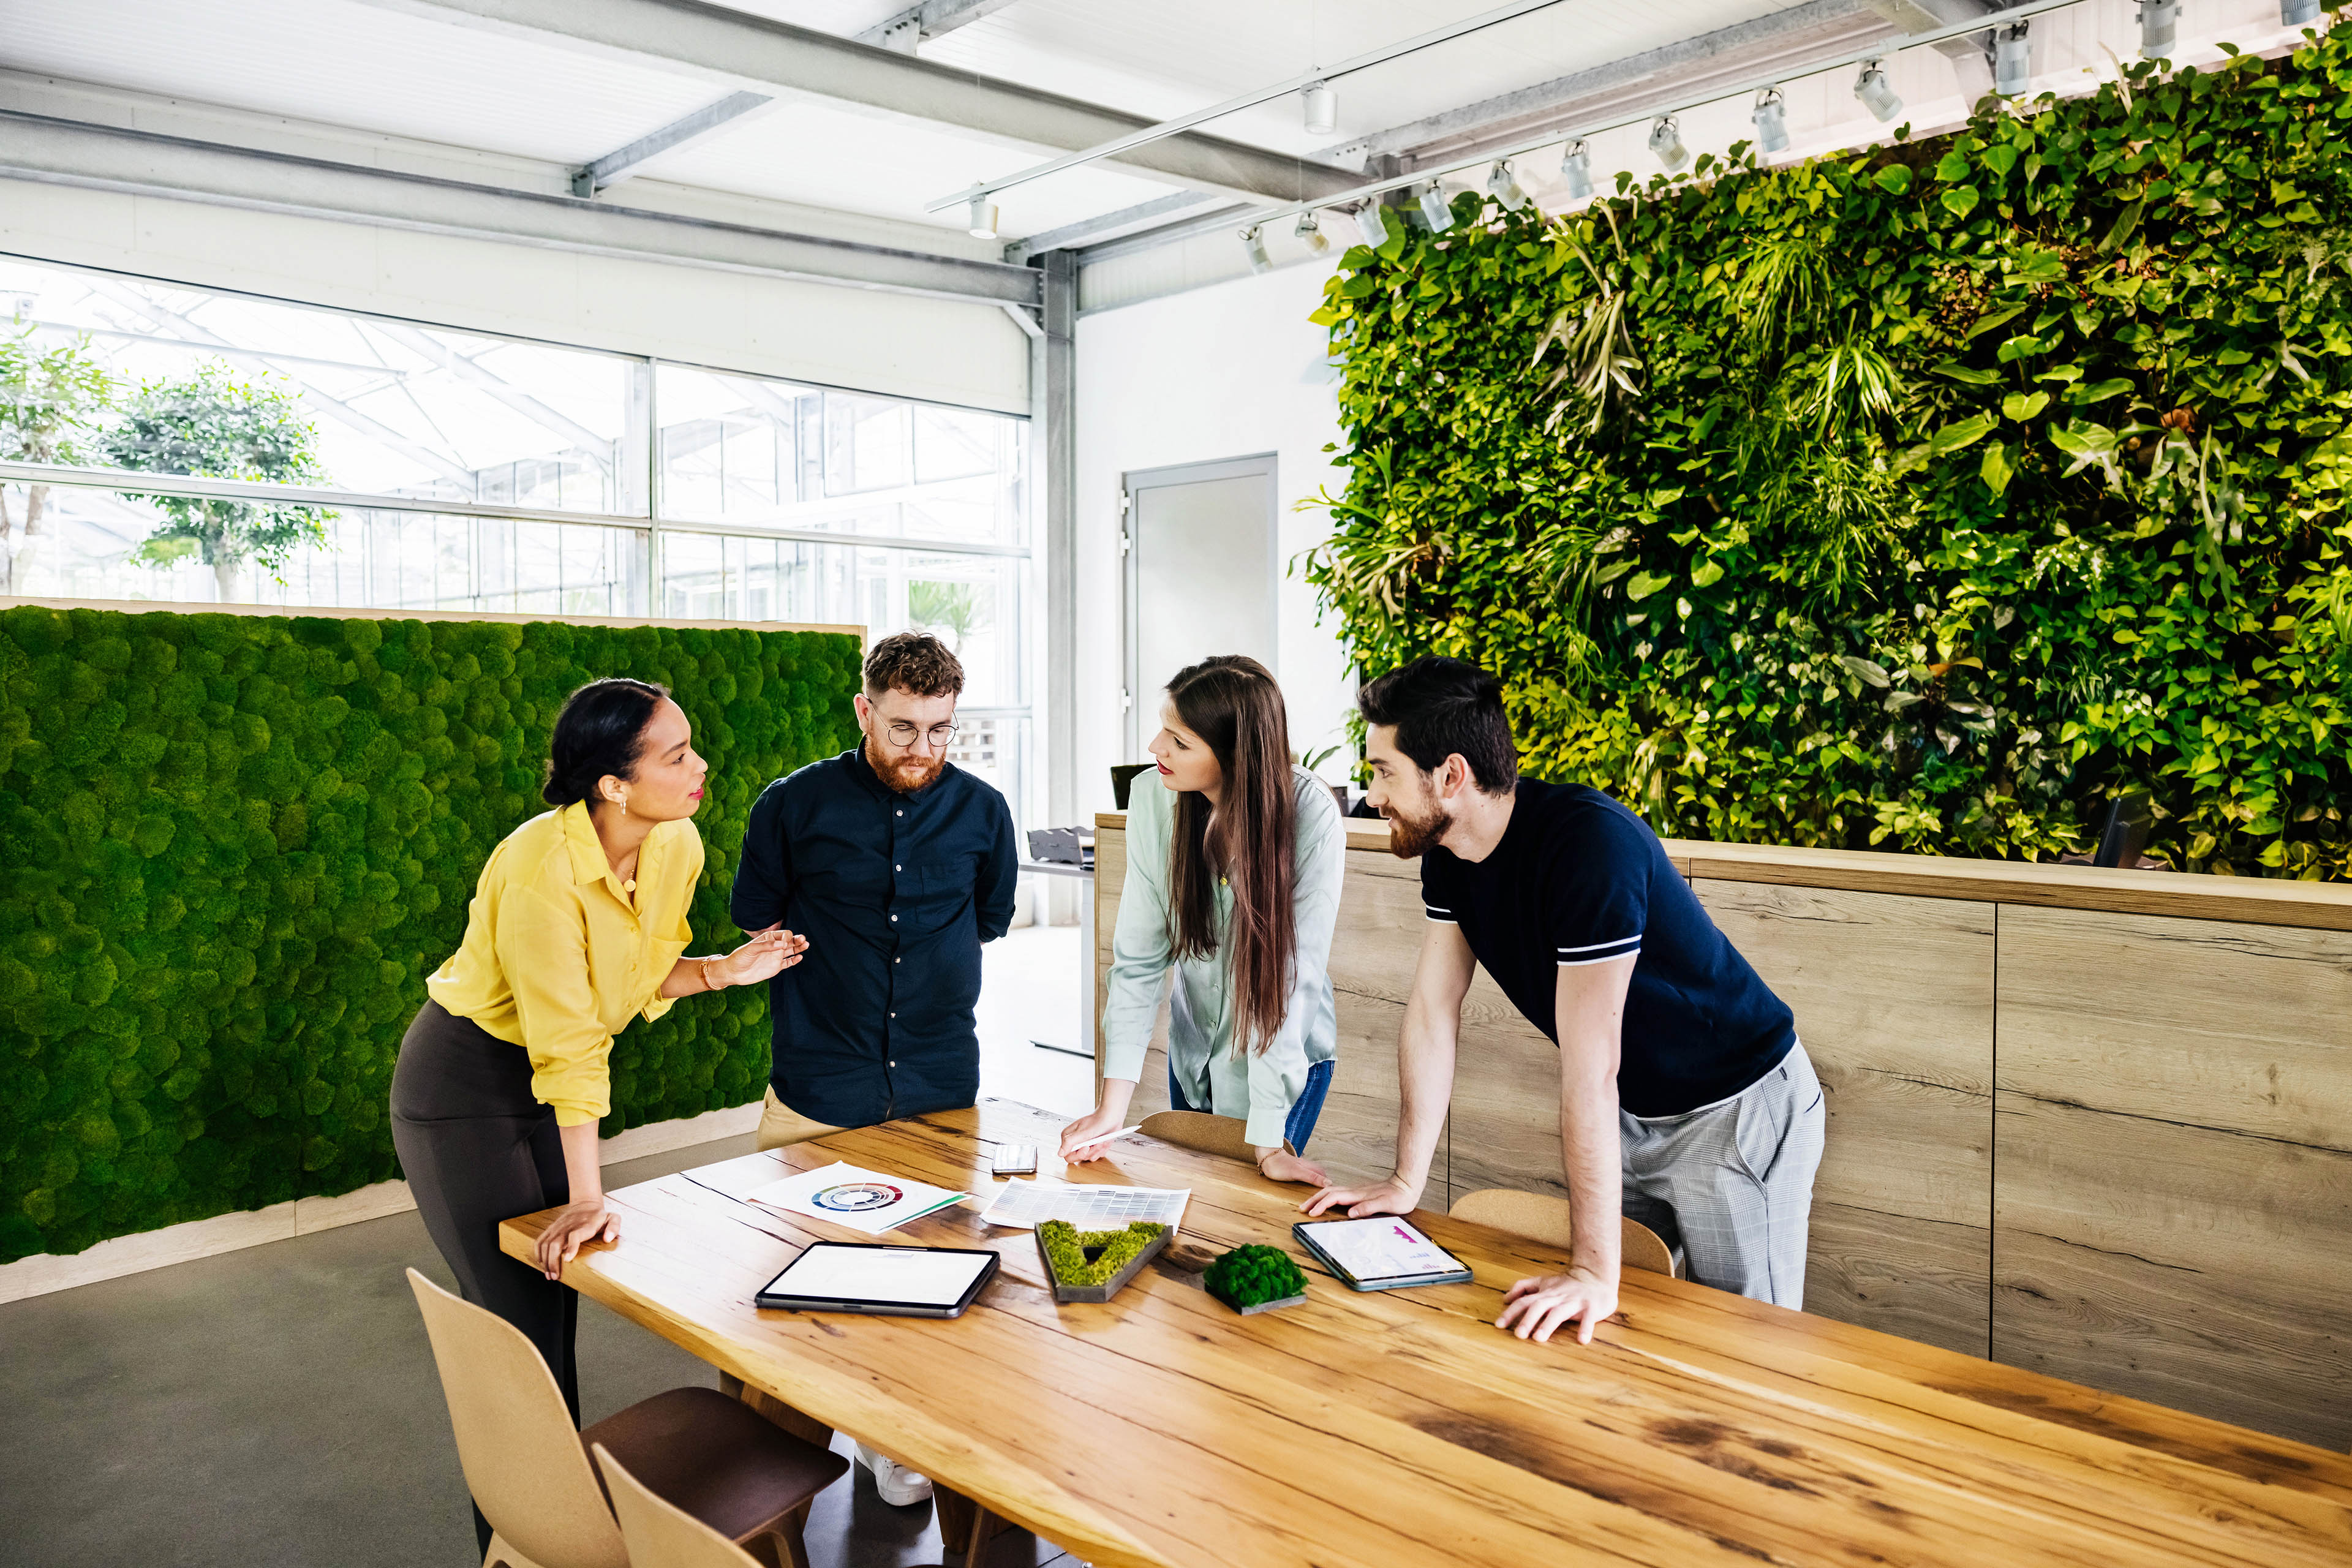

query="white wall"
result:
[1072,260,1352,816]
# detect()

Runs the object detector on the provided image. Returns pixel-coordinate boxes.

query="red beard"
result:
[866,737,946,794]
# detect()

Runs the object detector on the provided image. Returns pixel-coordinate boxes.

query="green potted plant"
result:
[1203,1243,1309,1315]
[1035,1219,1172,1304]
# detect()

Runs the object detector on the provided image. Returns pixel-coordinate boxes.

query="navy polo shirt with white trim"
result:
[1420,779,1794,1117]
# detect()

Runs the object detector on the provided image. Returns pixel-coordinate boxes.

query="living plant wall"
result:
[0,605,859,1262]
[1307,29,2352,876]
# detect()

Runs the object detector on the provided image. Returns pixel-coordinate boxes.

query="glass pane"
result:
[657,535,1023,706]
[2,480,647,614]
[0,257,648,515]
[655,364,1025,546]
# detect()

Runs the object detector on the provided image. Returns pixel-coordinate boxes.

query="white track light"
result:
[1560,139,1593,201]
[1751,88,1790,155]
[1355,202,1391,251]
[1241,225,1272,273]
[1296,210,1331,255]
[965,195,998,238]
[1648,116,1689,173]
[2283,0,2322,24]
[2138,1,2179,58]
[1486,160,1529,211]
[1302,81,1337,135]
[1995,22,2032,95]
[1855,61,1903,122]
[1418,182,1455,232]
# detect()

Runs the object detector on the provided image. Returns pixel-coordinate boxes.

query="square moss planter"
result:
[1202,1242,1311,1315]
[1224,1291,1307,1316]
[1035,1220,1173,1304]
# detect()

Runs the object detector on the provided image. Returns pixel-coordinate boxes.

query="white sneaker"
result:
[854,1440,935,1506]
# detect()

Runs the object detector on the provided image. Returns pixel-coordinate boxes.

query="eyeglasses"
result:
[883,720,960,748]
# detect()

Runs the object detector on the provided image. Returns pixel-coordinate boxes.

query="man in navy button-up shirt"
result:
[731,632,1018,1142]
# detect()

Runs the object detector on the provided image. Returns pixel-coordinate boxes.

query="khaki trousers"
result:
[755,1085,849,1151]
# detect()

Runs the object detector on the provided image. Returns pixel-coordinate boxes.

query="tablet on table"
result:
[755,1241,1001,1318]
[1293,1216,1473,1291]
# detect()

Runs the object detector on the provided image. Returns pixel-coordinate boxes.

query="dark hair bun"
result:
[543,678,669,808]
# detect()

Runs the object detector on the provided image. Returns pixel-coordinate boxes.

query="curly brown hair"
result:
[863,630,965,698]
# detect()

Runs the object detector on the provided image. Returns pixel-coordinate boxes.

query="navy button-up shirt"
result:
[731,746,1017,1127]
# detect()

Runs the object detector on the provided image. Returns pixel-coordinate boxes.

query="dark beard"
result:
[865,737,945,794]
[1383,795,1453,859]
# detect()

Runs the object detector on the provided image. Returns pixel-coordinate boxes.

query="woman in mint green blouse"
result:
[1059,655,1346,1185]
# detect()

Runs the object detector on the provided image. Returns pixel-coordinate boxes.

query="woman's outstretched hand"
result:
[1058,1106,1128,1163]
[717,929,806,987]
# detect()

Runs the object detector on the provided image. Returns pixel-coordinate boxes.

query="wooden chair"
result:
[405,1269,846,1568]
[1449,1189,1680,1278]
[595,1444,763,1568]
[1137,1109,1276,1163]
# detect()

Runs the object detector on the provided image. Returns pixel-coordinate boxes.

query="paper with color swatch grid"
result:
[745,1162,973,1235]
[978,1178,1189,1231]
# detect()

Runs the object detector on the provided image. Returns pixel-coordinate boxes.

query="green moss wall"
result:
[0,605,861,1264]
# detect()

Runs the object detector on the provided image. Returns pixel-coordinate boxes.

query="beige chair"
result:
[1137,1109,1274,1163]
[595,1445,764,1568]
[406,1269,846,1568]
[1449,1189,1679,1278]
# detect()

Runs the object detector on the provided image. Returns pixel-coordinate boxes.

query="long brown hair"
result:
[1163,656,1296,1055]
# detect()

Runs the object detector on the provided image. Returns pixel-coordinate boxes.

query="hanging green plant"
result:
[1304,30,2352,880]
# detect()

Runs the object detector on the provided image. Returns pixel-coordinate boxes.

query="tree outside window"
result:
[0,326,116,595]
[100,364,336,601]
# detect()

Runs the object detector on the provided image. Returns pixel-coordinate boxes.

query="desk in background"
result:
[503,1101,2352,1568]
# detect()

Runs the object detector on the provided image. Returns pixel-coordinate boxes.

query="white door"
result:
[1123,454,1278,757]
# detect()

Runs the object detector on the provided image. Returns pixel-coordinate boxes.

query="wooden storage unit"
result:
[1092,811,2352,1449]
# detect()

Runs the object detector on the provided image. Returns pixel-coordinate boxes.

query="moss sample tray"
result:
[1035,1219,1172,1304]
[1204,1242,1311,1315]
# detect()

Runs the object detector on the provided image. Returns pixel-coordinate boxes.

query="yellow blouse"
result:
[426,802,703,1126]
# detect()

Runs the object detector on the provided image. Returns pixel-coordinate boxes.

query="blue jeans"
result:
[1167,1057,1335,1155]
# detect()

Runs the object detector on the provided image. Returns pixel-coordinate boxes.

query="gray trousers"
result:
[1619,1041,1825,1308]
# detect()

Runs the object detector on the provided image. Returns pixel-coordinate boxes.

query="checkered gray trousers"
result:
[1618,1041,1826,1308]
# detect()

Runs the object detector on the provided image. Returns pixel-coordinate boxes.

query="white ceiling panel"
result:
[1,0,721,165]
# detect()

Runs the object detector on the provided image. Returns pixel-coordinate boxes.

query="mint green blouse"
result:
[1100,766,1346,1148]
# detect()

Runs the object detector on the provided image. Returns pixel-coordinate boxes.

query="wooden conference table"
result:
[500,1099,2352,1568]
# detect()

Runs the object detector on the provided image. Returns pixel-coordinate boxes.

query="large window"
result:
[0,257,1035,820]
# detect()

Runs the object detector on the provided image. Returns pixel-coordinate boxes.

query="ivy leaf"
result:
[2011,246,2067,284]
[2002,390,2051,420]
[1883,690,1927,710]
[1689,557,1726,587]
[1965,303,2030,341]
[1840,656,1892,688]
[2070,377,2135,404]
[1929,412,1999,455]
[1626,571,1673,602]
[1934,150,1972,182]
[1981,143,2020,176]
[1941,186,1981,219]
[2100,197,2147,252]
[1980,440,2015,497]
[1874,164,1913,194]
[1934,360,2004,385]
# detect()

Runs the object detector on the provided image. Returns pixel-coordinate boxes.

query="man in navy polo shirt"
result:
[1306,657,1823,1344]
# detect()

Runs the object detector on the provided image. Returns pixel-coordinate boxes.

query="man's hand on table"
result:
[1298,1173,1420,1218]
[1496,1265,1619,1345]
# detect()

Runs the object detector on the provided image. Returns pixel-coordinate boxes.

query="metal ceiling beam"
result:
[1003,190,1243,262]
[926,0,1574,213]
[570,90,774,197]
[350,0,1354,206]
[0,110,1042,308]
[857,0,1027,56]
[1329,0,1894,168]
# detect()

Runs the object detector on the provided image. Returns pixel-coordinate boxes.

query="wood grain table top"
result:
[499,1099,2352,1568]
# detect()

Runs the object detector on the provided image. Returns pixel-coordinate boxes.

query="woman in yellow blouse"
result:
[391,677,799,1548]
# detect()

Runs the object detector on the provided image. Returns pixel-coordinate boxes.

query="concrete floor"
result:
[0,923,1095,1568]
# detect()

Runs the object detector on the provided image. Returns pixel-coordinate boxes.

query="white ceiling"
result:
[0,0,1857,246]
